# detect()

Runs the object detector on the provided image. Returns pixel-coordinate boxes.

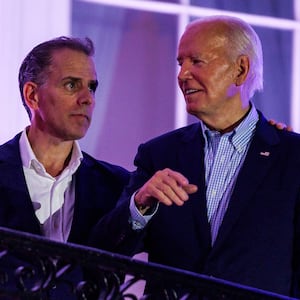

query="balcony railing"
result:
[0,227,297,300]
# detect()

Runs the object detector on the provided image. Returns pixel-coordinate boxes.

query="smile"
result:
[185,89,200,95]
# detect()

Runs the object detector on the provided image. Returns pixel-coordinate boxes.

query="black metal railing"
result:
[0,227,297,300]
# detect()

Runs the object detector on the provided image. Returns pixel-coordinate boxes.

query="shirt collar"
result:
[19,128,83,177]
[201,103,259,152]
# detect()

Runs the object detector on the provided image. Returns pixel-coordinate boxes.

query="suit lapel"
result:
[68,155,103,243]
[68,158,89,242]
[177,123,211,246]
[212,117,280,250]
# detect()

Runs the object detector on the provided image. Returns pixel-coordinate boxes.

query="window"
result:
[73,0,300,169]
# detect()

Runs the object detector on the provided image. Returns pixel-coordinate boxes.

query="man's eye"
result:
[88,87,95,94]
[89,82,98,94]
[192,59,203,65]
[65,82,76,91]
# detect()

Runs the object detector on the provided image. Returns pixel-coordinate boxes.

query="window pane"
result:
[72,1,178,169]
[190,0,294,19]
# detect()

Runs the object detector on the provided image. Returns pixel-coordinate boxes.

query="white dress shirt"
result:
[19,129,83,242]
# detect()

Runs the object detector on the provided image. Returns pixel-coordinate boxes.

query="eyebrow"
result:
[62,76,98,85]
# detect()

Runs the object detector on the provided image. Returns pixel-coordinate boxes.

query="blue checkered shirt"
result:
[202,104,258,244]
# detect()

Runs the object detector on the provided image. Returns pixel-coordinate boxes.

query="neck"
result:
[26,127,74,177]
[204,105,251,134]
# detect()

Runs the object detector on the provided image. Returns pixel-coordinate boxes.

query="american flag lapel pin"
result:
[260,151,270,157]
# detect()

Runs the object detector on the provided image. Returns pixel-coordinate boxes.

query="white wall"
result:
[0,0,71,143]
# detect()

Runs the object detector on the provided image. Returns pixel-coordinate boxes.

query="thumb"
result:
[183,184,198,194]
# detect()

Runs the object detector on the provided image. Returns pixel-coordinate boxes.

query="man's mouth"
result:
[72,113,90,121]
[185,88,200,95]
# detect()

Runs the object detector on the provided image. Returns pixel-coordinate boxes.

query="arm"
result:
[134,168,197,210]
[88,168,197,255]
[88,195,145,256]
[88,143,198,255]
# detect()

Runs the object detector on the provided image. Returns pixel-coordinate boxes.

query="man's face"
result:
[177,22,241,123]
[32,48,98,141]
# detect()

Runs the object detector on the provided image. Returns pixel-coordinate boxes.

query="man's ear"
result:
[235,55,250,86]
[23,82,39,110]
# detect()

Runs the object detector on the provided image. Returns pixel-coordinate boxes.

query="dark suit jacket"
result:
[0,132,130,298]
[89,112,300,297]
[0,132,129,244]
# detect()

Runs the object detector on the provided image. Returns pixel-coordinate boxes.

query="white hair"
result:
[187,15,263,100]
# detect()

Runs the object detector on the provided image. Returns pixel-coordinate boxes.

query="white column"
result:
[291,0,300,133]
[0,0,71,143]
[174,0,190,129]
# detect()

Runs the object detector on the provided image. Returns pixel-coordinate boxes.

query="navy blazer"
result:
[89,112,300,297]
[0,132,130,246]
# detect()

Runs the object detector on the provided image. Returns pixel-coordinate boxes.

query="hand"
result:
[134,168,198,208]
[269,119,293,131]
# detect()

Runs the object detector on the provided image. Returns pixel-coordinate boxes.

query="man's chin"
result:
[186,106,198,116]
[67,130,88,141]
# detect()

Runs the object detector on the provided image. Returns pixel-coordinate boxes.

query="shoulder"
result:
[80,151,130,183]
[256,112,300,145]
[0,133,22,162]
[255,113,300,162]
[275,130,300,156]
[0,133,22,149]
[141,123,202,148]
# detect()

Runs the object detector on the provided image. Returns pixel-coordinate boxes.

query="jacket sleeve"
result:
[88,191,147,256]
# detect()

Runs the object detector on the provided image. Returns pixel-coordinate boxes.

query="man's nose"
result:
[178,66,192,82]
[78,88,94,105]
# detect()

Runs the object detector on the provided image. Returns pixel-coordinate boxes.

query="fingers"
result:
[276,122,287,130]
[268,119,293,131]
[274,122,293,131]
[269,119,286,129]
[135,168,198,207]
[268,119,275,126]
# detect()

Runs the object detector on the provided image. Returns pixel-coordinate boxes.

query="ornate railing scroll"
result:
[0,227,298,300]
